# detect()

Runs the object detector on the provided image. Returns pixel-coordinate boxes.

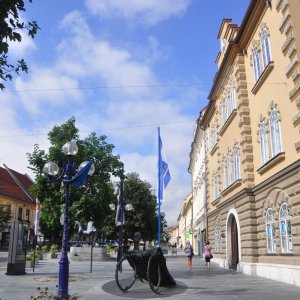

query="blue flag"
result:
[158,132,171,203]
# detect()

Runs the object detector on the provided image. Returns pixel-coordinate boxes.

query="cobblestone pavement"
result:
[0,251,299,300]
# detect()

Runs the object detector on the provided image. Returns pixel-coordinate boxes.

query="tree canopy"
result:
[0,0,39,90]
[27,117,123,244]
[121,172,167,244]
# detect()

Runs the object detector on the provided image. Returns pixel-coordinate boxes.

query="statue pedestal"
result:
[69,246,109,261]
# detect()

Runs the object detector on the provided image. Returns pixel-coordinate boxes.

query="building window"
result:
[18,207,23,220]
[212,174,220,200]
[222,160,227,189]
[233,145,241,181]
[25,209,30,221]
[230,81,236,110]
[215,225,222,253]
[261,29,271,69]
[253,46,261,81]
[270,109,282,157]
[209,126,217,149]
[259,121,269,165]
[220,38,226,53]
[266,208,276,253]
[227,153,233,186]
[280,203,293,253]
[221,101,226,126]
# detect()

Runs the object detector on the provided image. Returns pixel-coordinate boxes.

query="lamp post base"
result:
[56,257,70,299]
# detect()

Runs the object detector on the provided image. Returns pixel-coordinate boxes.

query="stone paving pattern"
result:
[0,251,299,300]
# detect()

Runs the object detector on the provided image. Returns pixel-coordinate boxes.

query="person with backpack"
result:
[184,241,194,269]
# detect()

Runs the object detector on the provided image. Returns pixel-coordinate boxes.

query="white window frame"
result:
[227,153,233,186]
[233,145,241,181]
[223,160,227,189]
[266,208,276,253]
[279,203,293,253]
[212,174,219,200]
[253,46,261,81]
[209,126,217,150]
[270,109,282,157]
[261,29,271,69]
[260,121,269,165]
[230,81,236,110]
[221,101,226,126]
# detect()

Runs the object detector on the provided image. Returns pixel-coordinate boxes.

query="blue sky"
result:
[0,0,249,226]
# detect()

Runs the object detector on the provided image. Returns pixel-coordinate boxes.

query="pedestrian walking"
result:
[204,241,213,269]
[184,241,194,269]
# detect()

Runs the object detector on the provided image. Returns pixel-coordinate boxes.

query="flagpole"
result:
[158,127,161,247]
[33,198,40,272]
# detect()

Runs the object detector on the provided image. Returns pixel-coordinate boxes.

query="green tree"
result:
[0,203,11,232]
[27,117,123,245]
[120,172,167,245]
[0,0,39,90]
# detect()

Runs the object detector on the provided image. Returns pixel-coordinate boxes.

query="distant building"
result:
[188,108,207,256]
[177,193,193,249]
[0,164,36,249]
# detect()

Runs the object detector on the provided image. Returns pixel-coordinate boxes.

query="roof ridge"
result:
[3,163,35,202]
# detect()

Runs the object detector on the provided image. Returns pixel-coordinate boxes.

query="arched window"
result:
[233,145,241,181]
[270,109,282,157]
[230,81,236,110]
[215,225,222,253]
[280,203,293,252]
[227,153,233,186]
[253,46,261,81]
[266,208,276,253]
[260,121,269,165]
[261,29,271,69]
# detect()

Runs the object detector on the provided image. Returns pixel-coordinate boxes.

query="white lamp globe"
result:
[62,141,78,156]
[79,161,95,176]
[43,162,59,176]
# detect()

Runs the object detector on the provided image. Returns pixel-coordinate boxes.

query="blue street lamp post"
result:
[43,141,95,300]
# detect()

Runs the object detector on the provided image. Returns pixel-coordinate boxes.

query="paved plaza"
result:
[0,251,299,300]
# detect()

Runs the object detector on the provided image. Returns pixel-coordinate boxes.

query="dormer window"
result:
[220,38,226,53]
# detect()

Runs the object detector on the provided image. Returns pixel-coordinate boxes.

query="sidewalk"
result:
[0,253,299,300]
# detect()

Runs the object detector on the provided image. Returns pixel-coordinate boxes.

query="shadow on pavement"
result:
[102,279,188,298]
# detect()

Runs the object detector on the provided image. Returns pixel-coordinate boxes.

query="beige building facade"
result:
[200,0,300,286]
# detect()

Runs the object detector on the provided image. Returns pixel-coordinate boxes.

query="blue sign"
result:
[281,222,286,235]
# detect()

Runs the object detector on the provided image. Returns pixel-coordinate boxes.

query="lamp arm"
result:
[46,168,66,185]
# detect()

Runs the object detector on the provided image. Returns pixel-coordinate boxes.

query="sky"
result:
[0,0,250,227]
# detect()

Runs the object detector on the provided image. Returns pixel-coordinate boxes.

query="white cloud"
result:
[7,15,38,59]
[0,8,203,227]
[14,67,83,114]
[85,0,191,26]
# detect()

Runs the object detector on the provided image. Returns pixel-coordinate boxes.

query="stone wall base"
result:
[213,258,300,287]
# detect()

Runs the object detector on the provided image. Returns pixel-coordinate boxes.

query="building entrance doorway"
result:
[231,216,239,270]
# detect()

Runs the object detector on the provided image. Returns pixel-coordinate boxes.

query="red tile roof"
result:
[0,164,35,204]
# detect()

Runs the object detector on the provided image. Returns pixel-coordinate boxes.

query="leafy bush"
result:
[49,245,57,254]
[26,255,33,261]
[42,245,49,252]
